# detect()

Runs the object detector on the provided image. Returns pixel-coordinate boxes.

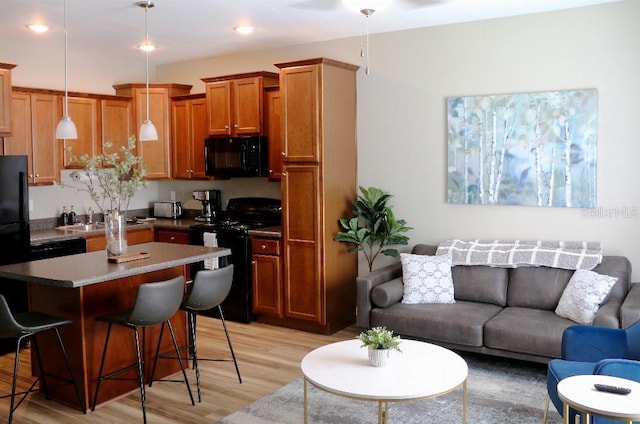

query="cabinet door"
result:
[61,97,98,168]
[281,165,323,323]
[4,93,32,160]
[206,81,232,136]
[189,97,208,179]
[265,88,283,181]
[0,68,11,136]
[154,228,190,244]
[280,65,320,163]
[234,77,261,135]
[252,253,283,317]
[30,93,59,185]
[136,88,170,179]
[171,99,191,179]
[101,98,134,157]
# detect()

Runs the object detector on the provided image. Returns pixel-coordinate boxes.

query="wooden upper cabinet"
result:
[0,63,17,137]
[6,91,60,185]
[278,64,320,163]
[113,83,192,180]
[100,98,134,158]
[264,86,283,181]
[171,94,207,179]
[201,72,279,137]
[60,97,98,169]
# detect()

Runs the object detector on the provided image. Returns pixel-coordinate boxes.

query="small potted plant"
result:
[357,326,402,367]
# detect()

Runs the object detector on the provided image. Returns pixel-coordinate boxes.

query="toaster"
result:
[153,201,182,219]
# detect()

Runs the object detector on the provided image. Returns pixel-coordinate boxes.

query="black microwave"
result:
[204,136,268,177]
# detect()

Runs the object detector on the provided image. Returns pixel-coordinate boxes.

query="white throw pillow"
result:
[401,253,455,304]
[555,269,617,325]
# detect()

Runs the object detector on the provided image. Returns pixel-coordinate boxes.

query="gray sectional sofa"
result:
[356,244,640,363]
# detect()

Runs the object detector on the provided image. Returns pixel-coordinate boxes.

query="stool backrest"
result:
[128,276,185,326]
[0,295,22,339]
[184,265,234,312]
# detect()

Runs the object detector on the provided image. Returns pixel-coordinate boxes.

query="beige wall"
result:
[4,2,639,278]
[158,1,640,278]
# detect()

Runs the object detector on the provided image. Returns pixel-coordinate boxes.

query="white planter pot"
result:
[368,348,391,367]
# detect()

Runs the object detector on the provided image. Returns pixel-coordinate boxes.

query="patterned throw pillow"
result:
[555,269,617,325]
[401,253,455,304]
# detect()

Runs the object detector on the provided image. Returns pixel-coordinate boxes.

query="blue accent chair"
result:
[545,320,640,424]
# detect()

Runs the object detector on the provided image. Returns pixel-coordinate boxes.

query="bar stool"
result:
[0,295,86,424]
[91,276,194,423]
[150,265,241,403]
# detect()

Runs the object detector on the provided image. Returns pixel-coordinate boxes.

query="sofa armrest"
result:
[356,262,402,329]
[562,324,628,361]
[593,299,622,328]
[621,283,640,328]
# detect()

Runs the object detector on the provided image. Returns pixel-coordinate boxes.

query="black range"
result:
[189,197,281,323]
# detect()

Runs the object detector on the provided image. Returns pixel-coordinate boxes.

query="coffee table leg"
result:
[377,401,390,424]
[563,402,570,424]
[304,378,308,424]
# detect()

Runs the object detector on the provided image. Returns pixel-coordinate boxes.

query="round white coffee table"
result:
[301,339,468,424]
[558,375,640,424]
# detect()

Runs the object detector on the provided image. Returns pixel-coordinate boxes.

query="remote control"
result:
[594,383,632,395]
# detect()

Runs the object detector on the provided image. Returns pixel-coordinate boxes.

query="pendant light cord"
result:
[144,2,150,122]
[63,0,69,116]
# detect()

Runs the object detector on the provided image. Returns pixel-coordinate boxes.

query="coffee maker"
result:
[193,190,221,222]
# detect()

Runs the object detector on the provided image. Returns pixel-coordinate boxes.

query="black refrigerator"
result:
[0,155,31,353]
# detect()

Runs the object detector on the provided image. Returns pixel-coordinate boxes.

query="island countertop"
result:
[0,242,230,288]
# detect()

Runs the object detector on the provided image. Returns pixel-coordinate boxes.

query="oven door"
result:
[189,227,254,323]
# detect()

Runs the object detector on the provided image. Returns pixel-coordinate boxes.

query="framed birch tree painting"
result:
[447,89,597,208]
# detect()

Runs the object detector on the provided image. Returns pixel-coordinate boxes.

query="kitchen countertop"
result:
[0,242,230,288]
[248,225,282,238]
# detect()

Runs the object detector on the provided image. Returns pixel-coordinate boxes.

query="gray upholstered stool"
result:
[151,265,241,403]
[0,295,86,423]
[91,276,194,423]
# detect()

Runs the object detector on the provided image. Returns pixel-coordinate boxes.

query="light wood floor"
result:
[0,318,359,423]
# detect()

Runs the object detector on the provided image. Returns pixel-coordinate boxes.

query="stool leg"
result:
[149,323,166,387]
[219,306,242,383]
[31,334,49,399]
[91,323,113,411]
[188,311,201,402]
[52,327,86,413]
[166,320,195,406]
[131,328,148,424]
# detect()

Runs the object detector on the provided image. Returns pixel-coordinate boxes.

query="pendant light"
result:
[55,0,77,139]
[138,1,158,141]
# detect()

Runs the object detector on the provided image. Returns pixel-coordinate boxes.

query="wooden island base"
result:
[28,265,188,410]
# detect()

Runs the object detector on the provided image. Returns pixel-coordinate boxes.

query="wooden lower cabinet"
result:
[85,227,154,252]
[251,237,283,317]
[154,228,190,244]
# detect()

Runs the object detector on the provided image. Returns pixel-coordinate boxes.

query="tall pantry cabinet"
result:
[274,58,359,335]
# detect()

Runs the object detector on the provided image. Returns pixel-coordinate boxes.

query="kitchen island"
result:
[0,242,230,411]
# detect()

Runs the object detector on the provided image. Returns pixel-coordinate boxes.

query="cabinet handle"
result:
[170,236,175,241]
[234,124,238,128]
[281,152,286,157]
[261,245,267,250]
[225,125,229,129]
[35,174,40,178]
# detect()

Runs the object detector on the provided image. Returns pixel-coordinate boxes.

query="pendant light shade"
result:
[56,0,77,139]
[137,1,157,141]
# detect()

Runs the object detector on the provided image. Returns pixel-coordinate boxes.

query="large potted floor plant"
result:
[335,186,412,272]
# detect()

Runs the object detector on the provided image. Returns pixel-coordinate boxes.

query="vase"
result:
[104,210,128,257]
[368,348,391,367]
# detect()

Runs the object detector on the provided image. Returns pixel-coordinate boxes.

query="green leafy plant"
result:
[357,326,402,351]
[335,186,412,272]
[60,135,147,214]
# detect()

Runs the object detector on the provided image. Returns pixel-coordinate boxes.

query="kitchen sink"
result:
[58,223,104,232]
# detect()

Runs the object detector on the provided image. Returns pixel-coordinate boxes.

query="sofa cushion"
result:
[371,278,404,308]
[484,307,575,358]
[507,267,573,310]
[400,253,455,304]
[452,266,509,306]
[555,269,617,325]
[371,301,502,347]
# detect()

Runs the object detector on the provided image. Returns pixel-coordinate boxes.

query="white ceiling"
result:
[0,0,621,66]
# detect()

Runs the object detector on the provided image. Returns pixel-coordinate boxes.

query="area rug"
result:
[216,352,563,423]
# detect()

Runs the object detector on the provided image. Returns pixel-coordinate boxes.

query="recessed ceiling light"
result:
[138,42,156,52]
[27,24,49,33]
[234,25,255,35]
